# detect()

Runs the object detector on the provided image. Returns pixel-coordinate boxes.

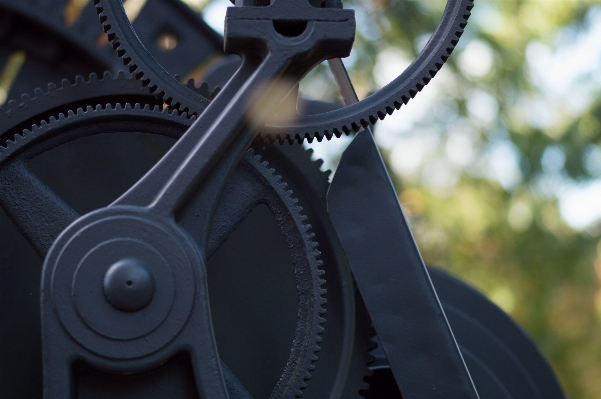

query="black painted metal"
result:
[0,160,79,257]
[430,266,565,398]
[103,258,157,312]
[327,130,480,398]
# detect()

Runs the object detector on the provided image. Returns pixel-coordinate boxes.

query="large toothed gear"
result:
[93,0,473,143]
[0,71,220,144]
[0,72,157,141]
[0,99,375,398]
[0,69,376,397]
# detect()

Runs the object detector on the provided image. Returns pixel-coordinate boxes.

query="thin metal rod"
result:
[327,58,359,106]
[328,58,371,134]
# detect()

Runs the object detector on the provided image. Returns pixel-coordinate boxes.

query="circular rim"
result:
[93,0,474,143]
[47,210,195,359]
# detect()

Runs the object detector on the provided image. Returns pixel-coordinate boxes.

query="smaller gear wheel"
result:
[0,72,159,142]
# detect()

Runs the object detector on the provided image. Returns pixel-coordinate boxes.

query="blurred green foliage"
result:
[332,1,601,398]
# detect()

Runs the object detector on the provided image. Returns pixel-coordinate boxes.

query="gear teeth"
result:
[259,0,473,143]
[0,68,206,153]
[358,326,381,398]
[246,151,328,397]
[0,102,192,162]
[94,0,212,119]
[176,77,221,101]
[94,0,472,144]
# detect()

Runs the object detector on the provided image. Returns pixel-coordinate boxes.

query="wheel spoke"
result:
[0,160,79,257]
[207,164,262,257]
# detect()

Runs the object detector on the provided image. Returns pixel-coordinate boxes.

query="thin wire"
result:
[327,58,371,133]
[327,58,359,105]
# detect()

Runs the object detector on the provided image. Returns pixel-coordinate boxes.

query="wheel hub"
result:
[45,207,196,359]
[103,257,156,313]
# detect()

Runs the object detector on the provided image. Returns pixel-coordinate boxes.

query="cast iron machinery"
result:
[0,0,566,398]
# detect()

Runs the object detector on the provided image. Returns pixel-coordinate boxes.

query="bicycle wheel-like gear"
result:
[93,0,473,142]
[0,103,327,398]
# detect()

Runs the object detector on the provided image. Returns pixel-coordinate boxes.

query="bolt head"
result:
[103,258,156,312]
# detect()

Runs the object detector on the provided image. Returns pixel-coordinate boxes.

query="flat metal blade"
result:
[327,130,479,399]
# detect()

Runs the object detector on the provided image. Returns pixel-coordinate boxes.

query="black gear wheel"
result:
[0,103,327,399]
[0,72,158,142]
[0,70,372,398]
[0,14,376,392]
[93,0,472,143]
[0,71,218,144]
[0,0,223,106]
[207,147,328,399]
[260,0,474,141]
